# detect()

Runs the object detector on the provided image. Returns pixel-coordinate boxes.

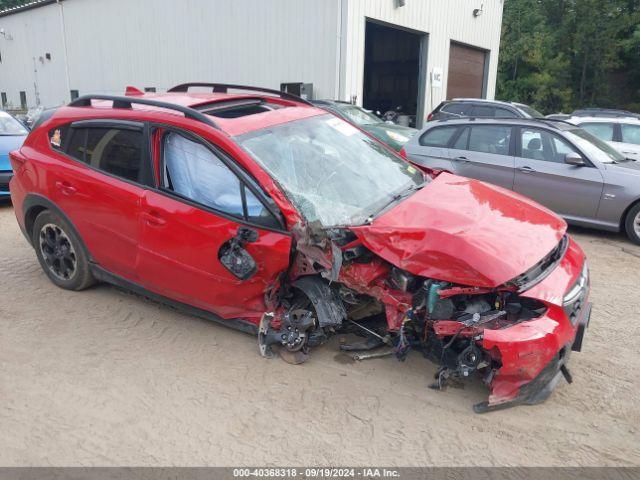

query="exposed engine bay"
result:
[257,224,585,413]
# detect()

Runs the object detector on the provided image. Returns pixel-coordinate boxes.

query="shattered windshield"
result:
[238,114,425,227]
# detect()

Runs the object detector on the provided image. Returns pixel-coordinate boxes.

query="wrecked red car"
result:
[9,84,591,412]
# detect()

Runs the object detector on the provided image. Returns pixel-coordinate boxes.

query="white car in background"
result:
[567,115,640,161]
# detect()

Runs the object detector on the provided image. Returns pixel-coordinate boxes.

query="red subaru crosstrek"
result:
[9,84,590,412]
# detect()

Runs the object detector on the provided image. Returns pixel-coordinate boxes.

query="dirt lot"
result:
[0,202,639,467]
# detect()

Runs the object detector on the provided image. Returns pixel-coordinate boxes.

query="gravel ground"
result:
[0,202,639,467]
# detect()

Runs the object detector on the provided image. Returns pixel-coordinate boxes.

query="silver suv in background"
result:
[427,99,544,122]
[564,115,640,161]
[403,118,640,244]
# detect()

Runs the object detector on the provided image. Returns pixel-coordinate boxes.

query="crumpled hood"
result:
[0,135,27,171]
[351,173,567,288]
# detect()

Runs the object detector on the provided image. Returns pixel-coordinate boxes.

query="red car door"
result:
[46,120,152,280]
[136,129,292,322]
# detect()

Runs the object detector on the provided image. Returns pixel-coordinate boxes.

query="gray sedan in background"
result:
[404,118,640,244]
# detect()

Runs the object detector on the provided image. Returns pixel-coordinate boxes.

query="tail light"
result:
[399,147,407,159]
[427,113,434,122]
[9,150,27,171]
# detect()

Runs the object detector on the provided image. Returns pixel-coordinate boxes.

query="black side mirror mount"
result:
[218,227,259,280]
[237,226,259,243]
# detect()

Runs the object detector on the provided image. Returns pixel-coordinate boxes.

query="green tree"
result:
[0,0,29,10]
[498,0,640,113]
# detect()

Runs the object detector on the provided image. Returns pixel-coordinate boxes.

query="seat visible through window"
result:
[520,128,581,163]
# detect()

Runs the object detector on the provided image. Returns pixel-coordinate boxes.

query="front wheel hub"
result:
[258,309,316,364]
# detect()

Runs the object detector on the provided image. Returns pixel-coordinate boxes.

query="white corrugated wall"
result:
[0,0,342,108]
[0,3,68,109]
[340,0,504,116]
[0,0,503,112]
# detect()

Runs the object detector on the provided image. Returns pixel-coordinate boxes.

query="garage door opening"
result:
[363,20,426,128]
[447,42,488,99]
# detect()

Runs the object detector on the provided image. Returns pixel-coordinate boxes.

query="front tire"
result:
[32,210,95,290]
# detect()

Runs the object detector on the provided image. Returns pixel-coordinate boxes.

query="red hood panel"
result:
[351,173,567,288]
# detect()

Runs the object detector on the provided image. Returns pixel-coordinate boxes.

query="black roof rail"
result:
[68,95,221,130]
[531,117,577,127]
[167,83,314,107]
[571,108,640,119]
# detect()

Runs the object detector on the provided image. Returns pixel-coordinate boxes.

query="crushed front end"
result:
[260,227,589,413]
[259,175,591,412]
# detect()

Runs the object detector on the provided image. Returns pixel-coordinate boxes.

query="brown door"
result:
[447,42,486,99]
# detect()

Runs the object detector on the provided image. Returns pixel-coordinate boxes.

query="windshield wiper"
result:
[365,182,425,223]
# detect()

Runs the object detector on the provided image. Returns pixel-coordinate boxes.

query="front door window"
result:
[520,128,581,163]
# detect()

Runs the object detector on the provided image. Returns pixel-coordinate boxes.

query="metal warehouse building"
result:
[0,0,503,127]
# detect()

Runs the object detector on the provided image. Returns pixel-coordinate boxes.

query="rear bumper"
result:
[0,170,12,195]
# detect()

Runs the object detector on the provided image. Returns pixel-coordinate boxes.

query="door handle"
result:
[55,180,77,196]
[518,166,536,173]
[454,156,469,163]
[141,211,166,227]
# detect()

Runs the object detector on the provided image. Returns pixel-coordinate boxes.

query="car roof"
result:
[54,87,326,137]
[311,100,356,108]
[448,98,525,109]
[572,108,640,118]
[425,117,578,131]
[567,115,640,125]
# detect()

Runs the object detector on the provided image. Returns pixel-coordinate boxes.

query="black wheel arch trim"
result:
[21,194,94,261]
[292,275,347,327]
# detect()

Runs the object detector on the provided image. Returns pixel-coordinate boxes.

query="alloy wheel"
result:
[38,223,77,281]
[635,211,640,237]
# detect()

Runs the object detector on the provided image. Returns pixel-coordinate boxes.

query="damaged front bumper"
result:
[475,302,591,413]
[476,241,591,413]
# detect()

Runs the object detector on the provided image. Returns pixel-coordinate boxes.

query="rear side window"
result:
[452,127,470,150]
[419,126,459,147]
[67,127,144,183]
[441,103,471,116]
[468,125,512,155]
[621,124,640,145]
[470,105,496,117]
[49,125,71,152]
[495,107,518,118]
[580,122,615,141]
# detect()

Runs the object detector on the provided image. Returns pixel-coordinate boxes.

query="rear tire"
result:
[625,203,640,246]
[32,210,95,290]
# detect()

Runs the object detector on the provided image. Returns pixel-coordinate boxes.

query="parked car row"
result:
[565,115,640,161]
[7,83,590,413]
[311,100,417,152]
[0,110,30,199]
[412,100,640,245]
[427,98,545,122]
